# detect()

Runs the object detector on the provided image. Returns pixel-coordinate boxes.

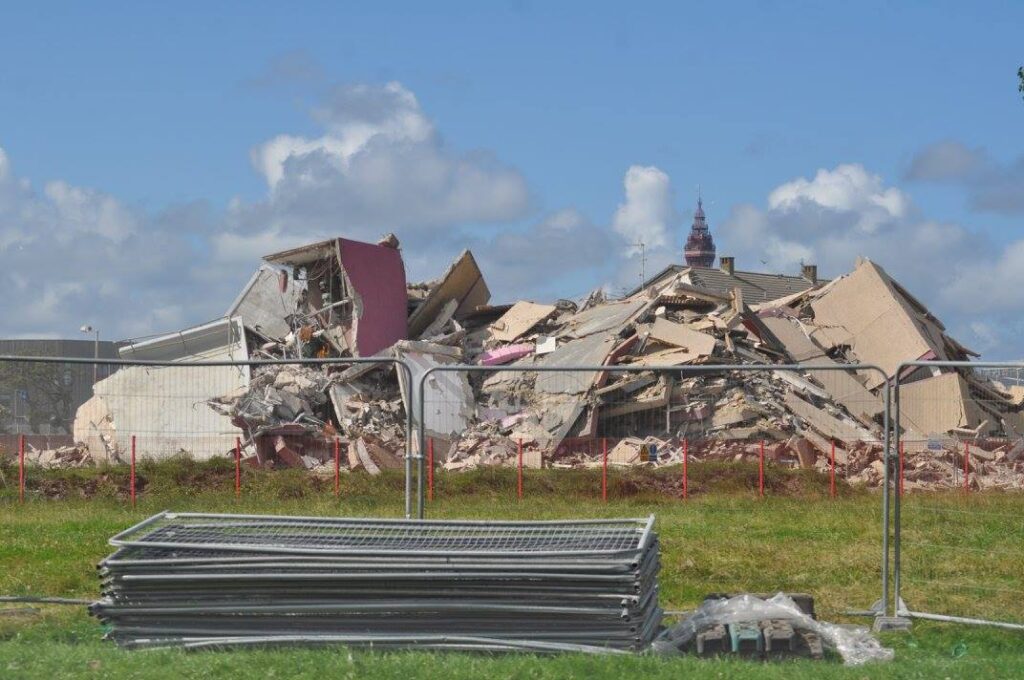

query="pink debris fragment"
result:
[479,343,534,366]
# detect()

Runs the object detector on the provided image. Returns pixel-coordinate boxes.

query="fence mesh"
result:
[417,364,890,616]
[895,363,1024,628]
[0,356,413,511]
[419,364,887,497]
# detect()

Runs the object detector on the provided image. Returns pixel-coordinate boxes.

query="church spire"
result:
[684,193,716,268]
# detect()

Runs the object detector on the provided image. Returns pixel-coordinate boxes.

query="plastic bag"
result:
[652,593,893,665]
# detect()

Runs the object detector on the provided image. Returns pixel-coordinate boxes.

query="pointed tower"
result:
[683,194,716,268]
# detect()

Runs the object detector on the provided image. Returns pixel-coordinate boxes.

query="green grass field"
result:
[1,460,1022,678]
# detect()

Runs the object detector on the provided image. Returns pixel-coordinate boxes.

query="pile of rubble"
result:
[53,232,1024,489]
[19,444,93,469]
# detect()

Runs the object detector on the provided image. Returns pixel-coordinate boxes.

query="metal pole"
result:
[234,437,241,499]
[830,440,836,498]
[334,437,340,497]
[898,441,904,498]
[682,438,688,500]
[130,435,136,508]
[888,375,898,618]
[427,438,434,504]
[517,437,523,501]
[93,329,99,384]
[758,440,765,497]
[964,442,970,493]
[601,438,608,502]
[18,433,25,504]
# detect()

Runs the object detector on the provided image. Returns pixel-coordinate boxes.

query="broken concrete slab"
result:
[393,340,475,446]
[226,265,303,342]
[648,317,717,355]
[783,392,872,443]
[490,301,558,343]
[810,259,962,389]
[899,371,990,436]
[407,250,490,339]
[559,299,647,340]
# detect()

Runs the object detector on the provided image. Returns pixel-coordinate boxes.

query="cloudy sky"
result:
[1,3,1022,356]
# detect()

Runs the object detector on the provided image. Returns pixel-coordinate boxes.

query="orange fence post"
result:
[964,442,970,492]
[829,439,836,498]
[601,438,608,502]
[758,439,765,498]
[334,437,340,497]
[898,441,905,498]
[517,438,524,500]
[682,438,688,500]
[130,435,137,508]
[234,437,241,499]
[18,433,25,504]
[427,438,434,503]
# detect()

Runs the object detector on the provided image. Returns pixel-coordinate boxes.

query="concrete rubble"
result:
[38,236,1024,488]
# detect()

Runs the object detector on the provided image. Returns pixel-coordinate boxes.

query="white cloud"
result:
[611,165,676,252]
[715,161,1024,357]
[0,80,534,340]
[238,81,528,251]
[253,82,434,189]
[472,208,614,300]
[0,145,227,339]
[941,240,1024,313]
[768,164,909,234]
[43,180,138,242]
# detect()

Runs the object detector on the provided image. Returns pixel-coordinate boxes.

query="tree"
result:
[0,360,76,433]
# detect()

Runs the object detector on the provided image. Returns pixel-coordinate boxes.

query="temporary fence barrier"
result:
[893,360,1024,630]
[0,355,416,517]
[4,353,914,621]
[415,362,893,616]
[95,511,661,653]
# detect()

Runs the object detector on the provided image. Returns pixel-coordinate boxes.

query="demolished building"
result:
[49,235,1024,489]
[74,317,249,461]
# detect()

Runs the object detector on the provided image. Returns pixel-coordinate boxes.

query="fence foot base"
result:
[873,616,912,633]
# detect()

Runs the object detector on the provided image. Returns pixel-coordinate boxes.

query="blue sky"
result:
[1,2,1023,355]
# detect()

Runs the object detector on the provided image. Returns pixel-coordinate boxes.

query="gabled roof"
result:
[627,264,826,302]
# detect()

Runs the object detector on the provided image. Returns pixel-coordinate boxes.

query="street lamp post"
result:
[80,325,99,384]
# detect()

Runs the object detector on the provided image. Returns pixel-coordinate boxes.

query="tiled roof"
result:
[627,264,827,302]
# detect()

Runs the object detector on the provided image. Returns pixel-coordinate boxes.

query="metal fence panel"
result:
[414,362,892,616]
[893,360,1024,630]
[0,355,416,517]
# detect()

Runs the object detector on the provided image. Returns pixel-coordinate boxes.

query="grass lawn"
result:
[1,459,1022,678]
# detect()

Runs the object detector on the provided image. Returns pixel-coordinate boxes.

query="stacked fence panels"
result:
[91,512,661,654]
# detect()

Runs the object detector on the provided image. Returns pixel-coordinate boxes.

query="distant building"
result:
[626,257,825,303]
[683,197,716,268]
[0,339,120,434]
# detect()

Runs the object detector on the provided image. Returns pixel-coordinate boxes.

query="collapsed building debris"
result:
[51,236,1024,488]
[73,316,250,462]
